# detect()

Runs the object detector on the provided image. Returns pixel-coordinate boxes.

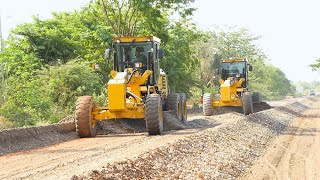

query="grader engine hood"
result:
[107,69,152,112]
[108,72,127,111]
[219,78,245,102]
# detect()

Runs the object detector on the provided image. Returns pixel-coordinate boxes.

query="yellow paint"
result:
[140,86,148,93]
[213,77,246,107]
[126,70,152,103]
[97,68,153,119]
[158,70,169,98]
[223,58,247,63]
[111,70,117,79]
[212,97,242,107]
[113,36,161,43]
[93,107,145,120]
[107,79,126,111]
[220,86,231,102]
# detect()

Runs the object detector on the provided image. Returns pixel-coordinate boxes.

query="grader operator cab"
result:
[203,58,261,116]
[75,36,187,137]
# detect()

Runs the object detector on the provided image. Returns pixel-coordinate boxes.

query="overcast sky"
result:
[1,0,319,82]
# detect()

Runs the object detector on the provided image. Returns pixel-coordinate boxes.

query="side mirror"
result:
[221,68,226,76]
[158,48,164,59]
[215,68,220,75]
[105,48,112,59]
[248,64,253,71]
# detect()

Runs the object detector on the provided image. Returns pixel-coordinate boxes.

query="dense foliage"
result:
[310,58,320,70]
[0,0,296,127]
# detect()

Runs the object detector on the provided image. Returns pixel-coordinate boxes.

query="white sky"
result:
[1,0,320,82]
[193,0,320,82]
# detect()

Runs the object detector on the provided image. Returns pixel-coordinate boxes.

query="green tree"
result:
[161,19,201,95]
[198,27,295,100]
[192,32,219,94]
[0,0,198,127]
[99,0,195,37]
[0,62,101,127]
[310,58,320,70]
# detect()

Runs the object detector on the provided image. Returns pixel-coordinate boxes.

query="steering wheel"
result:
[119,61,134,68]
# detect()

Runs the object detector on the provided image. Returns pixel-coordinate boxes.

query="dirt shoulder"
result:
[241,98,320,180]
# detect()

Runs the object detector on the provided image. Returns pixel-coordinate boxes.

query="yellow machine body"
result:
[108,79,126,111]
[212,58,249,108]
[113,36,161,43]
[91,36,169,122]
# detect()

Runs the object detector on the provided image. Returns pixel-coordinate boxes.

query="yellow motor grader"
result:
[203,58,261,116]
[75,36,187,137]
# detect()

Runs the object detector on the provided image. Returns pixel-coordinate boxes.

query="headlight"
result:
[135,62,142,68]
[94,64,100,70]
[236,74,240,78]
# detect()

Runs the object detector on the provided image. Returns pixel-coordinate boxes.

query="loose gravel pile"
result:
[189,102,273,116]
[0,122,77,156]
[96,111,189,135]
[73,100,313,180]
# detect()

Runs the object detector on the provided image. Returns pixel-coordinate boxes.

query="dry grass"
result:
[0,116,15,130]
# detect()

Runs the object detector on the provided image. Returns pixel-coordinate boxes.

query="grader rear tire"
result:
[178,93,187,123]
[145,94,164,135]
[75,96,97,138]
[242,92,253,115]
[203,93,213,116]
[166,93,182,120]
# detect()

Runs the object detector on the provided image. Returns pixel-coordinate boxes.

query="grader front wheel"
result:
[242,92,253,115]
[178,93,187,123]
[203,93,213,116]
[145,94,164,135]
[75,96,97,138]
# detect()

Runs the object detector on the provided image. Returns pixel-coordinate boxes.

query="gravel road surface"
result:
[0,97,317,180]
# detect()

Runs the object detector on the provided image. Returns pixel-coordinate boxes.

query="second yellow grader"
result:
[203,58,262,116]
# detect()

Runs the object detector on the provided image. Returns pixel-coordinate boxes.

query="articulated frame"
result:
[212,78,246,108]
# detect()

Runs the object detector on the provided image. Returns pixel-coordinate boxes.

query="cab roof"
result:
[222,58,248,63]
[113,36,161,43]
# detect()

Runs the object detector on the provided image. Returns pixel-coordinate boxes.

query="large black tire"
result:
[242,92,253,115]
[75,96,97,138]
[203,93,213,116]
[178,93,187,123]
[252,92,262,104]
[166,93,182,120]
[145,94,164,135]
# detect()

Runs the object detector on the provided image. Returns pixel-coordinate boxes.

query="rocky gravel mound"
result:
[72,100,313,180]
[96,111,188,135]
[0,122,77,156]
[189,102,273,116]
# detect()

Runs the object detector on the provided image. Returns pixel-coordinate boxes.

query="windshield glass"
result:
[222,61,246,74]
[115,42,151,71]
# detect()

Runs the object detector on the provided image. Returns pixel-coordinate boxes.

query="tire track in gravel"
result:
[304,110,320,180]
[241,100,320,180]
